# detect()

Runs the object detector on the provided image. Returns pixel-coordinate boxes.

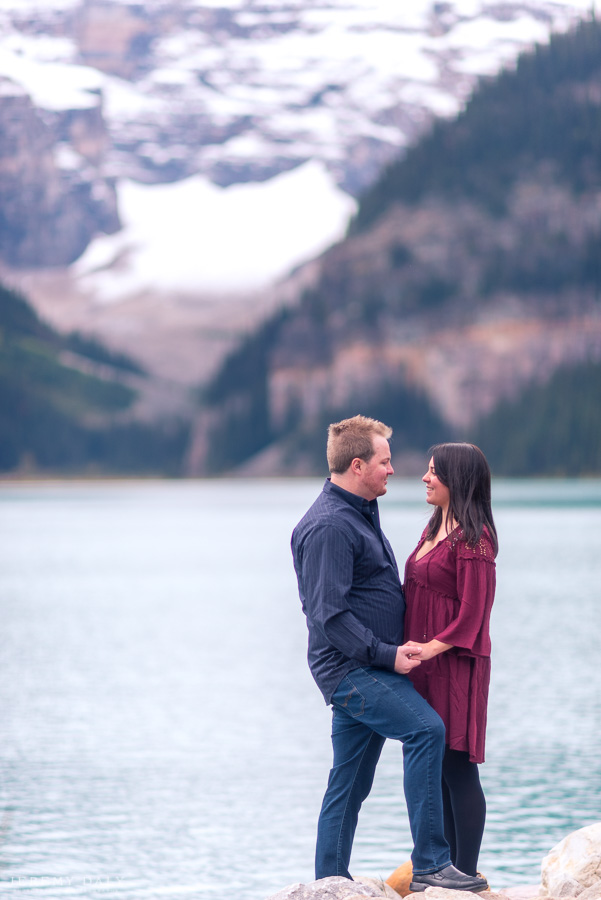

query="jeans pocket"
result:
[333,676,366,718]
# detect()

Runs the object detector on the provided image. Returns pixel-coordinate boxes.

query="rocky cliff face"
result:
[0,77,118,267]
[73,2,157,79]
[267,182,601,435]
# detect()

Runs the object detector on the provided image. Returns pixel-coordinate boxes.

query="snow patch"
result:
[0,46,102,111]
[74,161,357,299]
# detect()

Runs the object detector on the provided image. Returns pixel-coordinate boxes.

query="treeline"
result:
[473,360,601,476]
[0,284,188,474]
[203,309,448,473]
[352,14,601,230]
[202,310,288,472]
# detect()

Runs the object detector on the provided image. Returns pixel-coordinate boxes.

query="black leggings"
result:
[441,747,486,876]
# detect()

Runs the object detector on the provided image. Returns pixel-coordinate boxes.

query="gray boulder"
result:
[266,877,521,900]
[266,876,398,900]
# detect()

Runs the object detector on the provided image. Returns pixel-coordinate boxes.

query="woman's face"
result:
[423,456,450,511]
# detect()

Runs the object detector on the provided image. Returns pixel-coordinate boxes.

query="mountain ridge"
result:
[0,0,592,338]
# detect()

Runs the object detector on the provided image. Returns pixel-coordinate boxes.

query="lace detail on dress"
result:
[448,528,495,560]
[415,525,495,562]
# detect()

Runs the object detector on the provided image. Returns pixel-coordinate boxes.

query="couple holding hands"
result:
[292,415,497,893]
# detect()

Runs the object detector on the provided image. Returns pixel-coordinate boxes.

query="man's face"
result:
[358,435,394,500]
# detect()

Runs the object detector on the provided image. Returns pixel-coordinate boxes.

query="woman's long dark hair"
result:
[425,442,498,556]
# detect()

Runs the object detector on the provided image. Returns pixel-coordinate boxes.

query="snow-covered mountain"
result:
[0,0,593,379]
[1,0,591,190]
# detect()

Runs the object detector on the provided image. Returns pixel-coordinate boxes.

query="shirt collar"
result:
[323,478,379,518]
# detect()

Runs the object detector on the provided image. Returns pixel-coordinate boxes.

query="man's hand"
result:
[394,641,423,674]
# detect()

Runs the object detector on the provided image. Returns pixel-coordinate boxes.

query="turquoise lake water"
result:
[0,478,599,898]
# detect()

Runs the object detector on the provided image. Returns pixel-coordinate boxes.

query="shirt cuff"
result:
[374,642,398,671]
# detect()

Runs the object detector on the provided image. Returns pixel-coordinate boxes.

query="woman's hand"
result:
[418,639,453,661]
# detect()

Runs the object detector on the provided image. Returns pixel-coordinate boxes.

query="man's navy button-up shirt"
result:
[291,479,405,703]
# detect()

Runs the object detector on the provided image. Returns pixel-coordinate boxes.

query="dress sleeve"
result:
[434,534,496,656]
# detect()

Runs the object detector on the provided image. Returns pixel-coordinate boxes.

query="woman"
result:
[403,442,497,878]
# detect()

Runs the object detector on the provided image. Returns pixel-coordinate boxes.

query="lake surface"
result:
[0,478,599,899]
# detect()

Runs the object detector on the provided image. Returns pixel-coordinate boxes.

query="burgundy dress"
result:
[403,527,496,764]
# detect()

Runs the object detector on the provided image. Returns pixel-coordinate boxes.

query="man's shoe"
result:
[410,865,489,893]
[476,873,490,891]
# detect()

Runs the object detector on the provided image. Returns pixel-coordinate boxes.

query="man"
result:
[291,415,487,892]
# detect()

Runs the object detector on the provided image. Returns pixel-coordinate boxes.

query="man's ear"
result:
[350,456,363,475]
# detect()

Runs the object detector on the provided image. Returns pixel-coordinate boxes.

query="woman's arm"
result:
[435,536,496,656]
[415,638,453,661]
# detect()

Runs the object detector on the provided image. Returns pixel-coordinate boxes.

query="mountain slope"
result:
[0,285,188,473]
[353,16,601,228]
[191,15,601,476]
[472,360,601,476]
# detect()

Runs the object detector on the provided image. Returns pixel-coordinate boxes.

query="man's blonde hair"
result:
[327,415,393,474]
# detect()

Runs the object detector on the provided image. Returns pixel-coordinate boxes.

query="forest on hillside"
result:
[0,284,188,474]
[353,15,601,229]
[473,361,601,476]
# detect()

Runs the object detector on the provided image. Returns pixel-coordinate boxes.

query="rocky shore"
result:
[266,824,601,900]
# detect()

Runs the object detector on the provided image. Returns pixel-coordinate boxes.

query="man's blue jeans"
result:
[315,666,452,879]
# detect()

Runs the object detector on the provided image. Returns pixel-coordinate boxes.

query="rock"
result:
[541,823,601,898]
[501,888,542,900]
[354,877,401,899]
[0,83,119,268]
[266,878,526,900]
[74,1,156,79]
[551,878,586,899]
[386,861,413,897]
[266,876,396,900]
[477,893,507,900]
[577,886,601,900]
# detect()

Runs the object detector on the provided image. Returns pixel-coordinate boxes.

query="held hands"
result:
[394,641,423,674]
[394,638,454,673]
